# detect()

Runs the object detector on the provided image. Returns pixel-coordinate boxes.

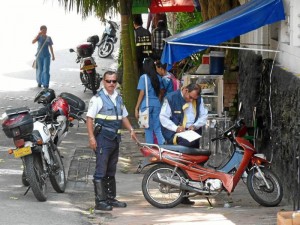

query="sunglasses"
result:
[105,80,117,84]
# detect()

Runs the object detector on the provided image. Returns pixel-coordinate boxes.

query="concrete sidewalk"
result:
[63,125,291,225]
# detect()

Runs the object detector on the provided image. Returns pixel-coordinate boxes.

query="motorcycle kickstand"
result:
[24,186,31,196]
[205,197,213,208]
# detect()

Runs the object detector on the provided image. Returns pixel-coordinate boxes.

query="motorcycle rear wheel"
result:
[98,41,114,58]
[142,164,185,208]
[247,167,283,207]
[49,145,66,193]
[24,154,47,202]
[22,169,30,186]
[80,72,100,94]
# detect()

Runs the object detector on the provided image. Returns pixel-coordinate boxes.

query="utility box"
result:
[277,211,300,225]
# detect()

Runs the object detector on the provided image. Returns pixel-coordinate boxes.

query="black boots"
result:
[181,197,195,205]
[105,176,127,208]
[93,179,113,211]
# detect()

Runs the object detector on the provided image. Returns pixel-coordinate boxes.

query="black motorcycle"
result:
[97,17,119,58]
[70,36,102,95]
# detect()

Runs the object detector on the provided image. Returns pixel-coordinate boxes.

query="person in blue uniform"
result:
[135,58,165,144]
[86,70,138,211]
[32,25,55,88]
[159,83,208,205]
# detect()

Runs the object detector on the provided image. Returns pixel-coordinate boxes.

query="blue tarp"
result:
[161,0,285,68]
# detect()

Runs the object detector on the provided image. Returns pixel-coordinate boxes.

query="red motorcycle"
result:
[138,119,283,208]
[32,89,86,145]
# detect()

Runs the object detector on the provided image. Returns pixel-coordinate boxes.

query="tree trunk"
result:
[119,0,138,116]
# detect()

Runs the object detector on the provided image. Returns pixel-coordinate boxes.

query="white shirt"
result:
[159,95,208,132]
[86,88,129,119]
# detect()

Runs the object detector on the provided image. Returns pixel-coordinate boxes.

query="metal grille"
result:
[67,147,95,183]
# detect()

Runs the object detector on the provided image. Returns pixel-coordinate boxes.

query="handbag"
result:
[32,36,49,69]
[32,59,37,69]
[138,75,149,129]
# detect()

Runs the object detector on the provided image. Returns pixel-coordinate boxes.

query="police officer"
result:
[133,15,152,76]
[86,71,138,211]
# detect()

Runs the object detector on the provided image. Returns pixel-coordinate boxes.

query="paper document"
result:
[177,130,202,142]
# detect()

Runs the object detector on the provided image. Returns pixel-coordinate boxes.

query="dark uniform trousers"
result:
[94,132,119,180]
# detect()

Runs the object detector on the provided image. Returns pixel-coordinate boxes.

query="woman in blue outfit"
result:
[32,25,55,88]
[135,58,165,144]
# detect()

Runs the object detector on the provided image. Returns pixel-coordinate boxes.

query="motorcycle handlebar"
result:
[211,118,244,142]
[69,113,86,123]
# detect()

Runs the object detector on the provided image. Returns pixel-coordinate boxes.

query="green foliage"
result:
[175,12,202,33]
[172,11,203,72]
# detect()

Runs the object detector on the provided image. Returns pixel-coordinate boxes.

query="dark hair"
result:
[103,70,118,80]
[157,20,166,29]
[155,61,167,70]
[133,15,143,26]
[40,25,47,30]
[185,83,201,95]
[143,58,160,97]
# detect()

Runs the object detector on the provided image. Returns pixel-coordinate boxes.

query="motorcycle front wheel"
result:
[142,164,185,208]
[98,41,114,58]
[49,145,66,193]
[24,153,47,202]
[247,167,283,207]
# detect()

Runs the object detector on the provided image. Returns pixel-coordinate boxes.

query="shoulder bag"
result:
[32,36,49,69]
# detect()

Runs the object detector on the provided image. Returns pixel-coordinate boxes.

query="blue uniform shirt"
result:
[36,36,53,58]
[137,74,162,110]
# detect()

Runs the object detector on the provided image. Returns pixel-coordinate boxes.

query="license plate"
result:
[13,146,32,158]
[81,64,95,70]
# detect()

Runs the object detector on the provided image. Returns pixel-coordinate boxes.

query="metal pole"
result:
[166,41,281,53]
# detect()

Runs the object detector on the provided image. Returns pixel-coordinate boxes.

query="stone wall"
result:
[223,71,238,117]
[238,50,300,204]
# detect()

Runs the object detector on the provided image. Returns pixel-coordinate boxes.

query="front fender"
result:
[251,154,271,166]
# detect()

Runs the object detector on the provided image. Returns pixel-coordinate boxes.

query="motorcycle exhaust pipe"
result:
[152,175,202,193]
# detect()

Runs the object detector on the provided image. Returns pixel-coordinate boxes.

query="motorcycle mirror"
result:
[69,48,75,53]
[34,90,45,103]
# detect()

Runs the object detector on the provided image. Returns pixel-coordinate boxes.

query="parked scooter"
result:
[138,118,283,208]
[70,36,102,95]
[97,17,119,58]
[1,107,67,202]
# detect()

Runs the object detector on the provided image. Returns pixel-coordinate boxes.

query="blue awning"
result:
[161,0,285,68]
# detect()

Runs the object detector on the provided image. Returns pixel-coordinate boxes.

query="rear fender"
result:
[137,158,160,173]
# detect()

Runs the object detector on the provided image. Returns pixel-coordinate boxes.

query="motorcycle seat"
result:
[30,107,47,118]
[159,145,211,156]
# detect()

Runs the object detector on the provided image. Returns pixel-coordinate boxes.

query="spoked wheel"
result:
[142,164,185,208]
[247,167,283,207]
[24,154,47,202]
[49,145,66,193]
[98,41,114,58]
